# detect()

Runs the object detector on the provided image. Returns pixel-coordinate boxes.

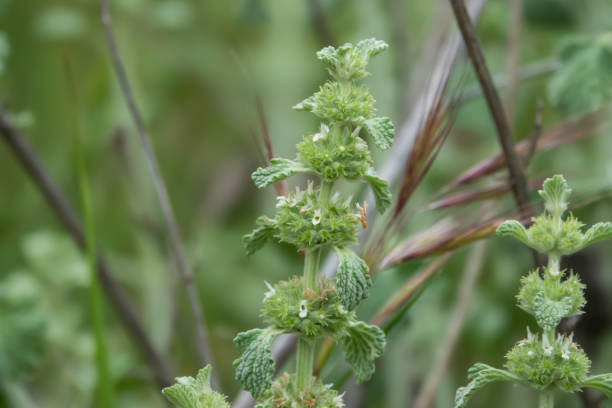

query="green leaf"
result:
[162,365,229,408]
[582,222,612,248]
[363,168,391,214]
[251,158,311,189]
[334,247,371,310]
[0,273,46,380]
[582,373,612,398]
[496,220,530,245]
[243,216,277,255]
[233,327,282,398]
[364,117,394,150]
[356,38,389,59]
[316,46,337,68]
[538,175,572,217]
[340,320,385,383]
[454,363,519,408]
[548,34,612,115]
[533,291,573,331]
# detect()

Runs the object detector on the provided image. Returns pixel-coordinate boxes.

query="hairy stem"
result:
[539,390,554,408]
[297,248,322,388]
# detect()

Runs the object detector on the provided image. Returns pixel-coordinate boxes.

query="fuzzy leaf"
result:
[340,320,385,383]
[334,247,371,310]
[454,363,519,408]
[316,46,337,68]
[496,220,530,246]
[582,222,612,248]
[356,38,389,59]
[533,291,573,331]
[243,216,277,255]
[582,373,612,398]
[363,168,391,214]
[548,34,612,115]
[162,366,229,408]
[364,117,394,150]
[539,175,572,217]
[251,158,311,189]
[233,327,282,398]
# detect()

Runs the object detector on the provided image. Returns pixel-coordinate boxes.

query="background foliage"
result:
[1,0,612,407]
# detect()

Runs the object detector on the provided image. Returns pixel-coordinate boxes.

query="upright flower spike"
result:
[236,39,393,405]
[455,175,612,408]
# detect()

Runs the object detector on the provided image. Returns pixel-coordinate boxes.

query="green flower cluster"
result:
[505,329,590,392]
[455,175,612,408]
[255,373,344,408]
[261,276,353,338]
[243,181,360,252]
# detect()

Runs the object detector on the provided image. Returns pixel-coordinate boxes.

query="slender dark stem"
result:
[99,0,215,381]
[448,0,531,212]
[0,110,174,388]
[305,0,335,47]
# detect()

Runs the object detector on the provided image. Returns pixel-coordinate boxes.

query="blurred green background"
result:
[1,0,612,407]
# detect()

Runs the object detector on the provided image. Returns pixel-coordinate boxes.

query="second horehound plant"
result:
[160,38,394,407]
[455,175,612,408]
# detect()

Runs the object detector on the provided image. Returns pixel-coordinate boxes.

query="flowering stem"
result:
[538,389,554,408]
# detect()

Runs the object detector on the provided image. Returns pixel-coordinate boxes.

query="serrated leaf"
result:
[538,175,571,217]
[363,168,391,214]
[533,291,574,331]
[454,363,519,408]
[582,373,612,398]
[243,216,277,255]
[582,222,612,247]
[364,117,394,150]
[162,365,229,408]
[496,220,530,245]
[355,38,388,59]
[233,327,282,398]
[340,320,385,383]
[251,158,311,189]
[316,46,338,68]
[548,34,612,115]
[334,247,371,310]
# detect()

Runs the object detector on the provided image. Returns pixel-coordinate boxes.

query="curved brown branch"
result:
[0,110,174,388]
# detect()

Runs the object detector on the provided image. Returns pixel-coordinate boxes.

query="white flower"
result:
[312,209,322,225]
[562,351,570,360]
[313,132,325,142]
[339,145,345,152]
[299,300,308,318]
[263,281,275,301]
[276,196,288,208]
[528,351,534,356]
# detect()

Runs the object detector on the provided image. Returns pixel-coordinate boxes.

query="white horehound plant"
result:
[455,175,612,408]
[160,38,394,407]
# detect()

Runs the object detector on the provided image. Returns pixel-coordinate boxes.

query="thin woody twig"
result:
[0,110,174,388]
[305,0,335,47]
[99,0,215,383]
[504,0,523,126]
[448,0,531,213]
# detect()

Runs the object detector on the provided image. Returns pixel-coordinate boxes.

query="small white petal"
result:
[299,300,308,318]
[312,209,322,225]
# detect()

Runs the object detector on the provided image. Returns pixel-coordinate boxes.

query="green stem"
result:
[297,248,322,389]
[538,389,554,408]
[296,180,333,390]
